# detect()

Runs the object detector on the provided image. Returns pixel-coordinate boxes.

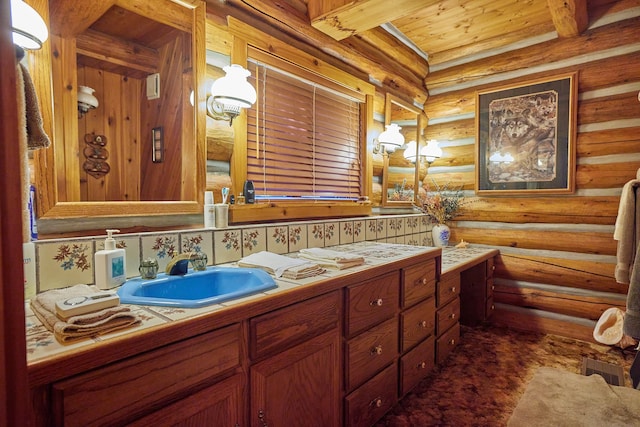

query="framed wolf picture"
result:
[475,73,577,195]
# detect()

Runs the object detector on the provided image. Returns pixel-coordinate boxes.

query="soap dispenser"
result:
[94,229,126,290]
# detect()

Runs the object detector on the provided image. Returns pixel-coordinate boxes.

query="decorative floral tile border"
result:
[29,214,430,295]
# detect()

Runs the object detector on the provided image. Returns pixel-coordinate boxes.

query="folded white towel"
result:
[298,248,365,269]
[238,251,323,278]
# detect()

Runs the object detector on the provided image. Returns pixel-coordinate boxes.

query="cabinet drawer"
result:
[52,324,241,427]
[436,322,460,365]
[346,272,399,338]
[401,296,435,352]
[346,317,398,391]
[400,335,435,396]
[250,291,341,360]
[345,363,397,427]
[486,296,495,319]
[436,297,460,337]
[486,256,495,278]
[402,260,436,308]
[486,277,495,298]
[437,272,460,307]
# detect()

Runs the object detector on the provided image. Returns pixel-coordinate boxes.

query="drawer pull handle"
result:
[420,278,428,285]
[450,313,456,319]
[492,265,496,271]
[420,320,428,328]
[451,286,456,293]
[418,361,427,369]
[449,338,456,345]
[491,304,495,310]
[370,397,383,408]
[258,409,268,427]
[491,285,495,290]
[371,345,383,355]
[370,298,383,307]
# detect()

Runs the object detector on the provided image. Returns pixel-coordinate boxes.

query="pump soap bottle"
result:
[94,229,126,290]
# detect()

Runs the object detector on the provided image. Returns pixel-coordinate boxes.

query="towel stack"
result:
[298,247,365,270]
[30,284,140,343]
[238,251,325,279]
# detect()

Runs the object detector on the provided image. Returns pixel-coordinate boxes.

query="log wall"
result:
[424,10,640,342]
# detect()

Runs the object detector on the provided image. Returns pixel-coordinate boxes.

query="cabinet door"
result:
[250,330,341,427]
[127,374,244,427]
[460,262,487,326]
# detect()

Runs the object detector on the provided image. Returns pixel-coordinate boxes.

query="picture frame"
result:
[475,73,577,195]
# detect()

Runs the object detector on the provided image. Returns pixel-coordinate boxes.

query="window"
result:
[246,48,364,201]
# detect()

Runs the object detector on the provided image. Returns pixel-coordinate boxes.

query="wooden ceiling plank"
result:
[49,0,116,38]
[308,0,438,41]
[547,0,589,37]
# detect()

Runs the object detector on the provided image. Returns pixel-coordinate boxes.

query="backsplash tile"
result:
[29,214,429,296]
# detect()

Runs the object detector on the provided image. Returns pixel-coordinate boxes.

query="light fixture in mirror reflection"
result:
[77,86,99,119]
[207,64,257,125]
[404,139,442,165]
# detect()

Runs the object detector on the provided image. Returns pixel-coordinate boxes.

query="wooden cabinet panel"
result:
[127,374,244,427]
[345,272,399,338]
[486,295,495,319]
[345,363,398,427]
[436,322,460,364]
[437,271,460,307]
[402,259,436,308]
[437,297,460,337]
[250,330,341,427]
[460,262,487,326]
[400,335,435,396]
[52,324,241,427]
[400,296,435,352]
[250,291,341,360]
[346,317,399,391]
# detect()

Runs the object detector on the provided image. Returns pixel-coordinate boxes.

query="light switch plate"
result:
[146,73,160,100]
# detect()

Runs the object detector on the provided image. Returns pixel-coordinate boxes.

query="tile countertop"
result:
[25,242,497,364]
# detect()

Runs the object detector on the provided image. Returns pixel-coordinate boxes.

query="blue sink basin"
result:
[117,267,277,308]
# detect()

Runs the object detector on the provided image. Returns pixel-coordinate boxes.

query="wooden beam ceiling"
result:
[547,0,589,37]
[308,0,436,41]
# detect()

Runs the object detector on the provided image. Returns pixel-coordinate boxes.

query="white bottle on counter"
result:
[204,191,215,228]
[94,229,126,289]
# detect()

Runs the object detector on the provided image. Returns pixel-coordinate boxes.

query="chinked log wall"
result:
[424,8,640,342]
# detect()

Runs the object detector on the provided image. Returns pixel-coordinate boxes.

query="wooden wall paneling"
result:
[120,75,142,201]
[495,253,624,294]
[579,92,640,125]
[80,66,107,201]
[449,227,617,256]
[104,71,125,201]
[576,162,640,189]
[577,126,640,157]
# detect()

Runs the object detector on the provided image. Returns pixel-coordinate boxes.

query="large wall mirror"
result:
[381,93,424,207]
[32,0,205,226]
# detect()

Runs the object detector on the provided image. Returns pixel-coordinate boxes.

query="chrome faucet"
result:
[165,252,207,275]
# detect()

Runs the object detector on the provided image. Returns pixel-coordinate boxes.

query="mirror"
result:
[381,93,424,207]
[32,0,205,227]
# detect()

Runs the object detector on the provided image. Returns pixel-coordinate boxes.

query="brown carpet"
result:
[375,323,636,426]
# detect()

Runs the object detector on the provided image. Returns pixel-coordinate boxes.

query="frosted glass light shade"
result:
[11,0,48,50]
[78,86,99,114]
[378,123,404,152]
[211,64,257,108]
[403,140,418,162]
[422,139,442,163]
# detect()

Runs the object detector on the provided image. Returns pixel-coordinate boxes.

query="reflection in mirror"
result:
[32,0,205,230]
[205,51,232,198]
[381,94,424,207]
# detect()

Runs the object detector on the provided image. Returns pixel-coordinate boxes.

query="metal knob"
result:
[370,298,383,307]
[370,397,383,408]
[450,338,456,345]
[418,361,427,369]
[450,313,456,319]
[421,278,428,285]
[371,345,383,355]
[450,286,456,293]
[420,320,428,328]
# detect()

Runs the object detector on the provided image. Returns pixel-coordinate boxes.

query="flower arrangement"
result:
[415,180,466,224]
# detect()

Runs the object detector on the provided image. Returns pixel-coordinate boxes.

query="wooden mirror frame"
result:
[381,93,423,207]
[31,0,206,228]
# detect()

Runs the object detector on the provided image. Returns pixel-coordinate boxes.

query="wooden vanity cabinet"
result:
[436,271,461,364]
[249,291,342,426]
[50,324,243,427]
[460,257,496,327]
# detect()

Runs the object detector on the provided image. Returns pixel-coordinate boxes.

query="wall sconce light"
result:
[207,64,257,125]
[77,85,99,118]
[403,140,418,162]
[422,139,443,164]
[373,123,405,154]
[11,0,48,51]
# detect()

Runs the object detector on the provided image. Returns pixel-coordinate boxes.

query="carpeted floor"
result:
[375,323,636,426]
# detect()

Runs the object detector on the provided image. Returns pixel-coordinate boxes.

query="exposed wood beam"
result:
[307,0,435,41]
[209,0,428,104]
[547,0,588,37]
[49,0,116,38]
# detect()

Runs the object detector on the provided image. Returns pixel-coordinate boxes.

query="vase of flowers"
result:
[415,180,466,247]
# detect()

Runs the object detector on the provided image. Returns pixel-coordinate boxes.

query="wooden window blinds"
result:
[246,49,364,201]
